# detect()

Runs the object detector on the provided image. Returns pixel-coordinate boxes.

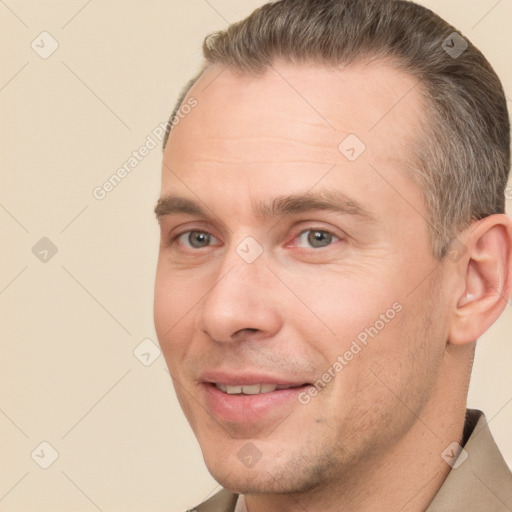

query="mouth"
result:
[212,382,308,395]
[200,374,312,423]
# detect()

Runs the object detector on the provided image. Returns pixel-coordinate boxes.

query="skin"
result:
[154,61,512,511]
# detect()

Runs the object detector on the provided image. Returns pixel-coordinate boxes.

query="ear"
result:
[448,214,512,346]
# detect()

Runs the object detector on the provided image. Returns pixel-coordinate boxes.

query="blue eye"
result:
[172,228,339,251]
[178,230,220,249]
[296,229,340,249]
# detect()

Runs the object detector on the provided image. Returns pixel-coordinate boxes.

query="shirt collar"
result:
[425,409,512,510]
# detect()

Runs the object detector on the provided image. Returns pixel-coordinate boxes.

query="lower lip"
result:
[202,383,308,423]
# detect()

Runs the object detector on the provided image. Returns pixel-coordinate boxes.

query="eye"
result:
[177,230,221,249]
[295,229,340,249]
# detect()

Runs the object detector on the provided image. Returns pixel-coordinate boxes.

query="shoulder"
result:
[186,489,238,512]
[426,409,512,511]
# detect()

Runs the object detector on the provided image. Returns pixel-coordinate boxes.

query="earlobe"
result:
[448,214,512,346]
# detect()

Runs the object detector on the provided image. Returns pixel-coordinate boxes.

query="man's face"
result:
[154,62,451,492]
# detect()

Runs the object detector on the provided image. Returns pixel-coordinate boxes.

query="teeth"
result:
[226,385,243,394]
[240,384,261,395]
[215,383,298,395]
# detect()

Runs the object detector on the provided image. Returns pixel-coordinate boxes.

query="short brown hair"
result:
[163,0,510,259]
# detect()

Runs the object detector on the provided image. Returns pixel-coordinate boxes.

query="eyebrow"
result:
[154,190,376,223]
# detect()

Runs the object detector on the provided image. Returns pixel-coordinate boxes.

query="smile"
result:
[214,383,305,395]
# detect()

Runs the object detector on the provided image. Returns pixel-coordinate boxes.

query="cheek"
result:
[316,297,442,454]
[290,270,402,355]
[153,270,173,340]
[352,287,445,413]
[154,259,201,322]
[289,270,417,410]
[154,266,198,361]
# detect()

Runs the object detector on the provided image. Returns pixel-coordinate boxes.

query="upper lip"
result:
[199,370,310,387]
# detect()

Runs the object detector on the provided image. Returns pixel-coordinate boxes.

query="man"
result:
[154,0,512,510]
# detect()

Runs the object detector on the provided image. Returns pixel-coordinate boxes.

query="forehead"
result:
[161,61,426,223]
[166,60,424,162]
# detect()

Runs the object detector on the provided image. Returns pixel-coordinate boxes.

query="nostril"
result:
[229,327,264,343]
[234,328,259,336]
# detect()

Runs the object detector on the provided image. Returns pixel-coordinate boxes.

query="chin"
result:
[202,448,281,493]
[206,465,268,494]
[203,448,325,495]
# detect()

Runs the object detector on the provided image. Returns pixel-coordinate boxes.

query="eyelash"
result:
[169,227,342,251]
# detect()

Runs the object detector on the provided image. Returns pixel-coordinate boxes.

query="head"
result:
[154,0,511,496]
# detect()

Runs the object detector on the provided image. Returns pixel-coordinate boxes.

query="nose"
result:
[195,244,283,344]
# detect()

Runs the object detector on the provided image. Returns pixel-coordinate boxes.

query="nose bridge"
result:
[196,237,281,342]
[212,234,269,298]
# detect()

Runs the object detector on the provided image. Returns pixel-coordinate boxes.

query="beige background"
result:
[1,1,511,511]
